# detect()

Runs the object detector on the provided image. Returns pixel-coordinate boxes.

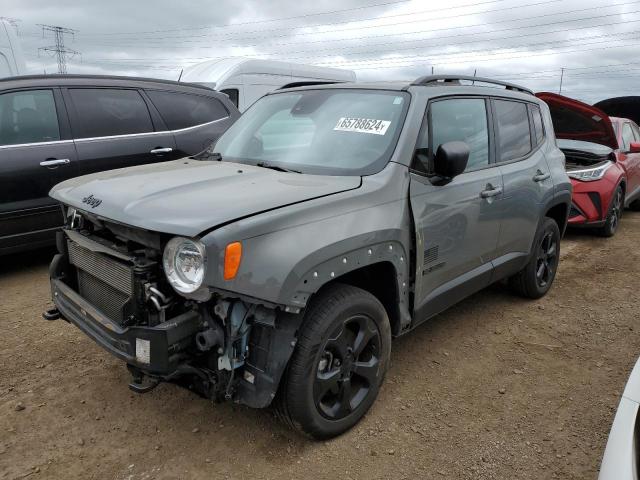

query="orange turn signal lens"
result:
[224,242,242,280]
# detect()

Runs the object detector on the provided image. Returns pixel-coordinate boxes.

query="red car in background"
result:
[537,92,640,237]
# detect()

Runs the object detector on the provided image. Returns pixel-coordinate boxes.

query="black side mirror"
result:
[433,141,470,179]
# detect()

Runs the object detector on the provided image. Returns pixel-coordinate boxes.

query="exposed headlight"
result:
[163,237,207,294]
[567,161,613,182]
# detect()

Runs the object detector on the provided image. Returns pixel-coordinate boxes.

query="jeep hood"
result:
[536,92,618,150]
[50,159,361,237]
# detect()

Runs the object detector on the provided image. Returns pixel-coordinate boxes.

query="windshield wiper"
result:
[193,151,222,161]
[255,162,302,174]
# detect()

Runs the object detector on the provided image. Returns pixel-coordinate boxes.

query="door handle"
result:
[533,171,550,182]
[480,185,503,198]
[150,147,173,154]
[40,158,70,168]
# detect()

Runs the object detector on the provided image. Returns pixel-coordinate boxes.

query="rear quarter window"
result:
[530,104,545,146]
[220,88,239,108]
[146,90,229,130]
[495,100,532,161]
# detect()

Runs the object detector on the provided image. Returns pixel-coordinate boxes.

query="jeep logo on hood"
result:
[82,194,102,208]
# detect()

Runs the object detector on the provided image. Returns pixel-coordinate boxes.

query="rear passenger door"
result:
[145,90,234,155]
[410,96,503,321]
[493,99,554,274]
[63,88,179,177]
[0,88,78,252]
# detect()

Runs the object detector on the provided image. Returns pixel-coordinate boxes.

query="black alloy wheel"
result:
[314,314,382,420]
[535,230,558,289]
[276,284,391,439]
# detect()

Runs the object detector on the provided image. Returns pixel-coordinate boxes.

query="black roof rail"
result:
[410,75,533,95]
[0,73,213,91]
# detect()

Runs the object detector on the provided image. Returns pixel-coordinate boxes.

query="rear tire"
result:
[509,217,561,299]
[276,284,391,439]
[597,186,624,237]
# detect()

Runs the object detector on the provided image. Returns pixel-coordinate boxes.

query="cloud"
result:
[4,0,639,103]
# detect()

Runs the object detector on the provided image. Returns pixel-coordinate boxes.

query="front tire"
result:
[597,186,624,237]
[509,217,561,299]
[276,284,391,439]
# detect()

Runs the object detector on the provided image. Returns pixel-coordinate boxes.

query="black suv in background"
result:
[0,75,240,255]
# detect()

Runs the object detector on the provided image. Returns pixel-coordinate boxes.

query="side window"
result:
[429,98,489,171]
[0,89,60,146]
[531,104,545,146]
[631,123,640,142]
[220,88,239,108]
[146,90,229,130]
[69,88,154,138]
[495,100,532,161]
[622,123,635,151]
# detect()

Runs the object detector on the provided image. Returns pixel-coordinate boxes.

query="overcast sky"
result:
[3,0,639,103]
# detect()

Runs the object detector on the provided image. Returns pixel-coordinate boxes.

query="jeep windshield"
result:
[210,89,410,176]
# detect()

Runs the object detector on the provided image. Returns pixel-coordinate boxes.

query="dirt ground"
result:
[1,212,640,480]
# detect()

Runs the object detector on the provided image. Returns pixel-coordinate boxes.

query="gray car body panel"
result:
[50,159,362,237]
[50,81,571,327]
[199,161,413,330]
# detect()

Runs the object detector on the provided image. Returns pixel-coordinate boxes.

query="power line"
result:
[312,29,640,67]
[323,36,640,69]
[328,37,640,70]
[79,0,560,48]
[89,19,640,69]
[76,0,637,53]
[38,24,79,74]
[78,13,640,68]
[80,0,506,37]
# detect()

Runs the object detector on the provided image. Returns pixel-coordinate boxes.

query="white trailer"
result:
[180,57,356,111]
[0,19,26,77]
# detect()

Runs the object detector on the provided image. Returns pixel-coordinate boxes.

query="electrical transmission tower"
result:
[38,24,79,74]
[0,17,21,32]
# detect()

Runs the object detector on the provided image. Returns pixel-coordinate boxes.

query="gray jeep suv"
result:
[45,75,571,439]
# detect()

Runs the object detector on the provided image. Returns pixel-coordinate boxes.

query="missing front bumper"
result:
[50,276,202,376]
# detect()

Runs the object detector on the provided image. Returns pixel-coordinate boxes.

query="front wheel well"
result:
[315,262,401,335]
[545,202,569,235]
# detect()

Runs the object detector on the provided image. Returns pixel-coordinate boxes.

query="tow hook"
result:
[128,374,160,394]
[127,365,160,394]
[42,307,61,321]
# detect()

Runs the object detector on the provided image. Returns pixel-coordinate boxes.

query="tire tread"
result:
[275,283,390,439]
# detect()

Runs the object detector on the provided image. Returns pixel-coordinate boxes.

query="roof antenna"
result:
[473,68,477,85]
[178,68,183,81]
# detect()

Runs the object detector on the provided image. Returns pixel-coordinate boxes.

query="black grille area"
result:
[569,203,583,219]
[68,240,134,323]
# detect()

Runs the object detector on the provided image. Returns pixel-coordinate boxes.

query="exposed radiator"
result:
[67,240,134,322]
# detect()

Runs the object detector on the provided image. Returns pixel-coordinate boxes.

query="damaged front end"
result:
[46,207,298,408]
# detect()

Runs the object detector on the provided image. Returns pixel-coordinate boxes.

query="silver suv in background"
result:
[45,75,571,439]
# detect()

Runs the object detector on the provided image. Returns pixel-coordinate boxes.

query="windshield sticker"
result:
[334,117,391,135]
